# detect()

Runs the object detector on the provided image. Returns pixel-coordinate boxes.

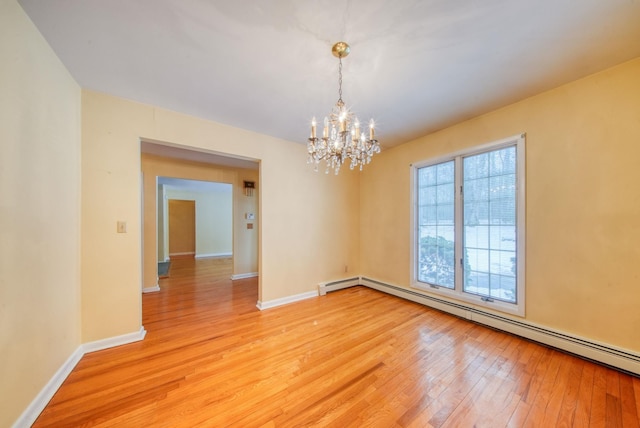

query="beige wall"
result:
[0,0,82,426]
[142,154,256,286]
[235,169,259,275]
[360,57,640,353]
[83,91,360,340]
[158,184,167,260]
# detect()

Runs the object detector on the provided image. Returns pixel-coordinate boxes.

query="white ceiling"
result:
[18,0,640,149]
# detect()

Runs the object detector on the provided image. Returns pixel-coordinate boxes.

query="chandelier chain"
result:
[338,57,343,104]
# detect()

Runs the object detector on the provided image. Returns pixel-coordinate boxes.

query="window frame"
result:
[410,134,526,316]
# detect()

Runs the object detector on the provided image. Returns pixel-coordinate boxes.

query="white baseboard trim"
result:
[356,277,640,376]
[231,272,258,280]
[318,277,361,295]
[82,327,147,354]
[195,252,232,259]
[12,346,84,428]
[143,285,160,293]
[257,290,318,310]
[12,326,147,428]
[169,252,195,257]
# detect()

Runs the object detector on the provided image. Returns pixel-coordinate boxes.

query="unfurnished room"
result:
[2,0,640,426]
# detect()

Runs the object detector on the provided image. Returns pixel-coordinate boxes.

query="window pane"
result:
[437,162,455,184]
[462,146,517,303]
[489,225,516,252]
[417,161,455,288]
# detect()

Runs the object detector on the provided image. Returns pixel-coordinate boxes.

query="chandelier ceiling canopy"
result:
[307,42,380,174]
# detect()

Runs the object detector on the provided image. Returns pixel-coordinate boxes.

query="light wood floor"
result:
[34,257,640,427]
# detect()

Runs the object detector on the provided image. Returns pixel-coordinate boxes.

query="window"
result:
[412,134,525,316]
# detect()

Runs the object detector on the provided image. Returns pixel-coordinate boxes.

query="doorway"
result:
[168,199,196,257]
[140,142,259,295]
[158,177,234,265]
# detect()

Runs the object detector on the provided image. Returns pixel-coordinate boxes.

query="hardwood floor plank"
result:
[31,257,640,427]
[515,347,560,426]
[606,369,624,428]
[504,343,545,427]
[540,352,574,426]
[620,374,640,428]
[574,363,596,427]
[471,341,535,427]
[590,364,609,427]
[634,377,640,425]
[416,332,515,426]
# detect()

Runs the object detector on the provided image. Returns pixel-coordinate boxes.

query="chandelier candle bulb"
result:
[369,119,375,140]
[311,117,317,138]
[323,117,329,138]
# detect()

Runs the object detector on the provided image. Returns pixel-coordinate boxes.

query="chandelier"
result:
[307,42,380,174]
